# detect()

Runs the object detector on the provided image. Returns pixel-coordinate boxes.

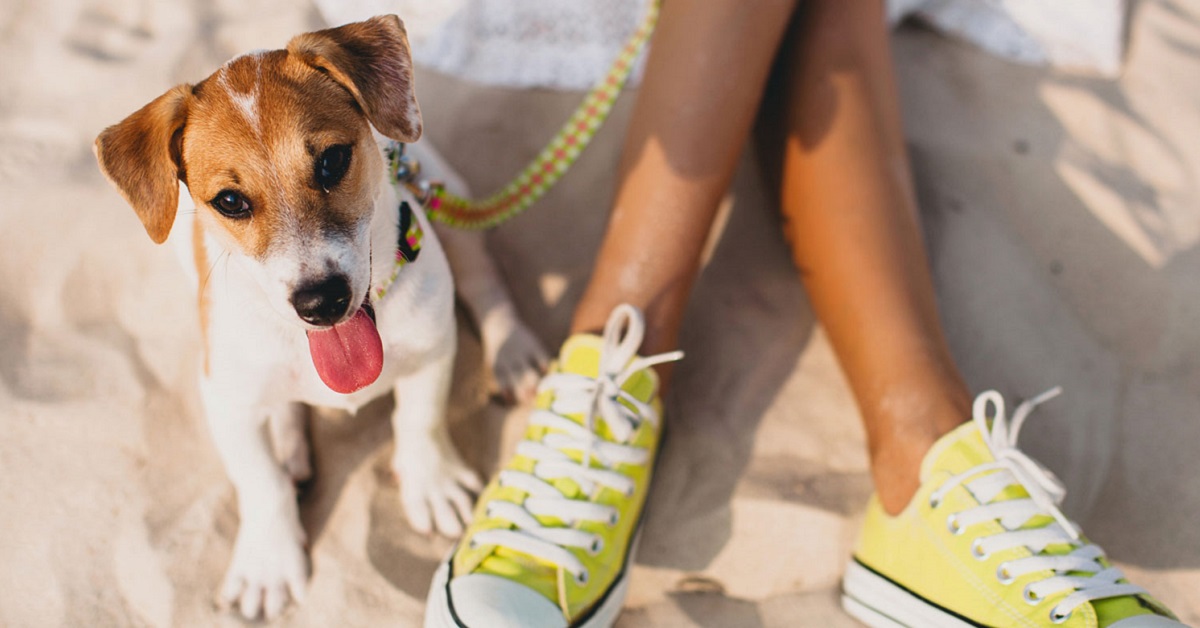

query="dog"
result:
[94,15,545,620]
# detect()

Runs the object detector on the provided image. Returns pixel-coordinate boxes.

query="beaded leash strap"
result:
[388,0,660,230]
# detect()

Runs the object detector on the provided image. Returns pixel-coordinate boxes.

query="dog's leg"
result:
[434,225,549,404]
[406,139,549,404]
[269,401,312,484]
[203,380,308,621]
[390,345,482,537]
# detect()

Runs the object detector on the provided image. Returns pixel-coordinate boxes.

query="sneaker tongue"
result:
[556,333,659,406]
[557,334,605,378]
[543,332,659,452]
[924,421,1060,522]
[919,421,997,482]
[305,308,384,394]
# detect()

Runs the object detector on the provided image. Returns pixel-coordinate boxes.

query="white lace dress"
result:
[314,0,1126,89]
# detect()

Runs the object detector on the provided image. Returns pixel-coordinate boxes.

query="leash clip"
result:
[392,143,421,183]
[388,143,445,208]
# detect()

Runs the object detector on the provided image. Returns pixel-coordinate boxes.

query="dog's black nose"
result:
[291,275,354,327]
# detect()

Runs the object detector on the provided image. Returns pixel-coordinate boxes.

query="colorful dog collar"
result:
[373,200,423,300]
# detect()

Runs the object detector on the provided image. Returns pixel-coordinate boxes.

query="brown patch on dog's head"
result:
[288,15,422,143]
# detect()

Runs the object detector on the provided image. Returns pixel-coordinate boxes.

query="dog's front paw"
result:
[393,445,483,538]
[218,518,309,621]
[481,307,548,405]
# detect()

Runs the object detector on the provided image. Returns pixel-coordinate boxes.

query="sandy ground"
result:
[2,0,1200,625]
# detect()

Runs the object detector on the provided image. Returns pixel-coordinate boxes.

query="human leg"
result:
[570,0,798,371]
[426,1,797,626]
[773,0,970,515]
[775,3,1184,625]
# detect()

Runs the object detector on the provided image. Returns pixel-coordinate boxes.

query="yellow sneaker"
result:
[425,304,681,628]
[843,388,1185,627]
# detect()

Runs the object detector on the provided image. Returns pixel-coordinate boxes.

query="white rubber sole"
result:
[422,558,460,628]
[841,560,977,628]
[424,547,634,628]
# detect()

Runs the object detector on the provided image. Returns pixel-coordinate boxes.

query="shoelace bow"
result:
[928,388,1148,621]
[471,304,682,610]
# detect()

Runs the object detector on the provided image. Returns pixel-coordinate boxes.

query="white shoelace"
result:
[929,388,1147,622]
[471,305,683,588]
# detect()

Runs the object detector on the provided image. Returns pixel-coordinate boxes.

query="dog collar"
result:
[373,200,423,300]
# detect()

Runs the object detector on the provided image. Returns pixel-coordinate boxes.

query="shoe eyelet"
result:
[970,538,989,561]
[1023,585,1042,605]
[607,511,620,527]
[574,570,590,586]
[929,493,942,509]
[1050,607,1071,624]
[588,537,604,556]
[468,538,479,550]
[995,563,1014,585]
[946,514,964,535]
[623,485,635,498]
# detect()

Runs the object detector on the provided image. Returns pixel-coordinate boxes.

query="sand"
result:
[1,0,1198,625]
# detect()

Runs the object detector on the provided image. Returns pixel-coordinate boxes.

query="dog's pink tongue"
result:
[306,308,383,394]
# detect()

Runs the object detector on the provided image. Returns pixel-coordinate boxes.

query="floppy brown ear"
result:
[95,84,191,244]
[287,14,422,142]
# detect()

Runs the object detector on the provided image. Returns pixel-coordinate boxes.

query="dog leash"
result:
[388,0,660,230]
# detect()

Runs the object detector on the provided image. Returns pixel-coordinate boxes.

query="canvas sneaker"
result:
[843,388,1186,627]
[425,304,681,628]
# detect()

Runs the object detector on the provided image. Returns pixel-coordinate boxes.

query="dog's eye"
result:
[212,190,251,218]
[315,144,352,190]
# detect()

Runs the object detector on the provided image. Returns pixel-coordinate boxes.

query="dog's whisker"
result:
[200,249,230,296]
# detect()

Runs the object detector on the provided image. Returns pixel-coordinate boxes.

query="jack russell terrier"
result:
[94,15,546,621]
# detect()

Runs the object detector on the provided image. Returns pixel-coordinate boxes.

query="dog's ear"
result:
[95,84,191,244]
[287,15,422,142]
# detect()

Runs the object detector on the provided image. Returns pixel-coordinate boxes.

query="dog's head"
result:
[95,15,420,330]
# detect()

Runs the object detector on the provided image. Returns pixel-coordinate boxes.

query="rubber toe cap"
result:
[447,574,566,628]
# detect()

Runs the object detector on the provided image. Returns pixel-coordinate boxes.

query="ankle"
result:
[870,435,937,515]
[865,390,969,515]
